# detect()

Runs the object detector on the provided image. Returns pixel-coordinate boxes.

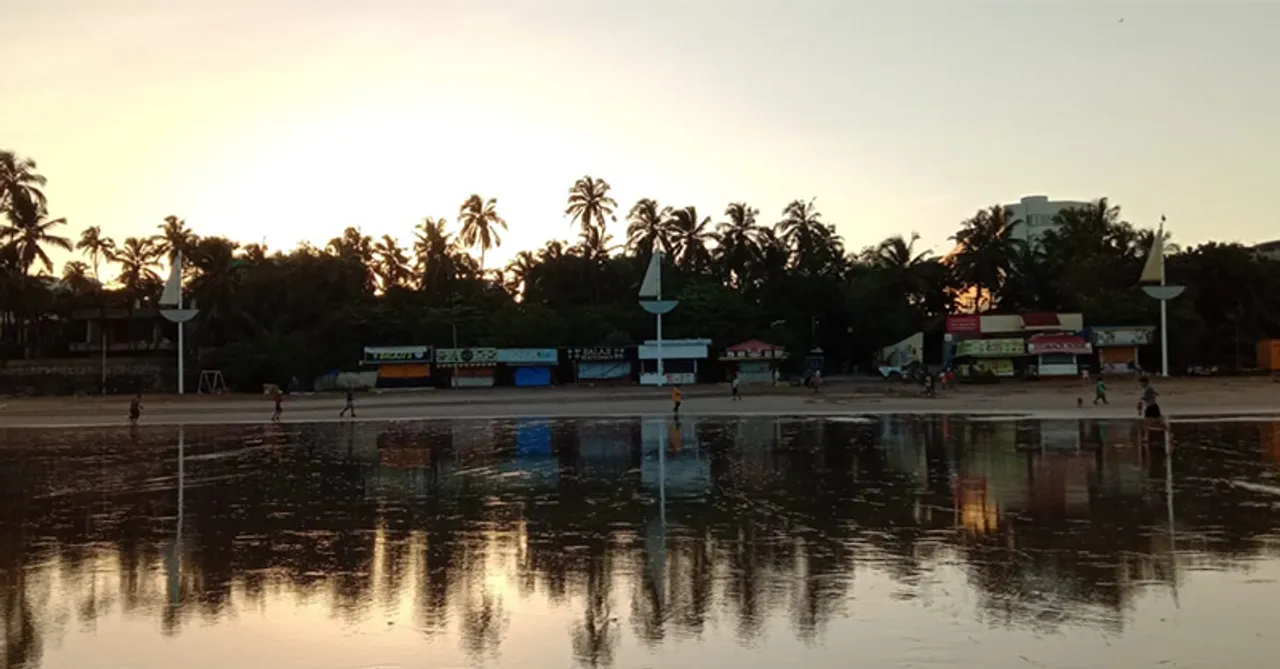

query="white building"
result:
[1003,195,1091,248]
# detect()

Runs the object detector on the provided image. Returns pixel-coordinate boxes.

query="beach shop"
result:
[638,338,710,386]
[361,346,433,388]
[436,347,498,388]
[954,338,1024,377]
[497,348,558,387]
[719,339,786,383]
[1090,326,1154,374]
[1026,333,1093,377]
[566,346,634,384]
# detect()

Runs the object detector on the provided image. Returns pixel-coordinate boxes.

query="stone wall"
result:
[0,357,176,396]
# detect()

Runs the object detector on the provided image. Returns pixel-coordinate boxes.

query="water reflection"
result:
[2,416,1280,668]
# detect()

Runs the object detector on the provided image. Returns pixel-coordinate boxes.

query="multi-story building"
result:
[1003,195,1092,248]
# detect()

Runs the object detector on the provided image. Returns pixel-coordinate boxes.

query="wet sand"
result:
[2,376,1278,427]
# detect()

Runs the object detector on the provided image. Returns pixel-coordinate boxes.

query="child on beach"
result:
[672,385,682,415]
[339,388,356,418]
[128,394,142,425]
[271,392,283,422]
[1138,377,1160,420]
[731,374,741,401]
[1094,378,1108,405]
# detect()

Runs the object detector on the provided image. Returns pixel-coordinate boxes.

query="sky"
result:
[3,0,1279,278]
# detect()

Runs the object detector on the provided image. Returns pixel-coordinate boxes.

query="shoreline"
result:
[2,377,1278,429]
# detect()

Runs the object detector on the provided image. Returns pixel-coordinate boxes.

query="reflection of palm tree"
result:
[458,194,507,272]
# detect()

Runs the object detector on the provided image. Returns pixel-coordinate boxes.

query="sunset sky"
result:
[4,0,1278,275]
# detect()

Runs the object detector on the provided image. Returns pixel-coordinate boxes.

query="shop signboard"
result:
[1092,327,1154,347]
[566,347,627,361]
[946,315,981,334]
[363,346,432,365]
[436,347,498,365]
[956,338,1025,357]
[497,348,558,365]
[1027,336,1092,355]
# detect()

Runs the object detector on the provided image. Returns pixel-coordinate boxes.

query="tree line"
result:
[3,148,1279,391]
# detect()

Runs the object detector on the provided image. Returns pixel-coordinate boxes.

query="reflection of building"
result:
[640,418,710,493]
[1260,422,1280,463]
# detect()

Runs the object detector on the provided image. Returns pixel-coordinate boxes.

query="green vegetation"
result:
[3,149,1279,391]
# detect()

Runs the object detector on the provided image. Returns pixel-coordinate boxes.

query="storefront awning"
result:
[1027,334,1092,355]
[1021,313,1061,329]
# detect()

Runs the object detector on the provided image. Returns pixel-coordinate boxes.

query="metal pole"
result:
[1159,222,1170,378]
[177,288,185,395]
[101,327,107,395]
[451,323,458,348]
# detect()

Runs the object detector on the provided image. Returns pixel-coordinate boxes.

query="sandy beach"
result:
[2,376,1278,428]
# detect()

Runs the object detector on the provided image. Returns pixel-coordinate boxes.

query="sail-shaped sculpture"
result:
[159,252,199,394]
[638,251,678,386]
[1139,217,1184,376]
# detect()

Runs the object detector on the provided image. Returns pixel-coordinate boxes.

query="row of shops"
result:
[359,339,789,389]
[943,313,1155,378]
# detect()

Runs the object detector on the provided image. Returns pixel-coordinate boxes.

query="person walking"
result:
[128,393,143,426]
[1138,377,1160,421]
[339,388,357,418]
[1093,377,1109,405]
[271,391,284,422]
[672,385,682,415]
[731,373,742,401]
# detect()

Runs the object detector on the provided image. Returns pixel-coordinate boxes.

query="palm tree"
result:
[873,233,931,271]
[504,250,539,297]
[61,260,96,295]
[0,150,47,214]
[372,234,411,291]
[666,206,714,270]
[950,205,1023,312]
[565,176,618,242]
[625,199,672,257]
[458,194,506,271]
[154,215,197,260]
[714,202,763,286]
[0,196,72,274]
[76,226,117,282]
[114,236,163,297]
[776,198,836,272]
[413,216,462,290]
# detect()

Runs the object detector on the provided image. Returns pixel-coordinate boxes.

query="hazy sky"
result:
[4,0,1278,275]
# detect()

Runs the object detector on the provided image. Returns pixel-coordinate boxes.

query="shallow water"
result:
[3,416,1280,669]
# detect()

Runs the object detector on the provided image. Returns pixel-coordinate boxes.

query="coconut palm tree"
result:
[625,199,672,257]
[565,176,617,243]
[413,216,462,290]
[76,226,117,282]
[114,236,163,298]
[776,198,835,271]
[667,206,714,271]
[372,234,411,291]
[0,196,72,274]
[0,150,47,214]
[950,205,1023,312]
[458,194,506,271]
[154,215,198,260]
[873,233,931,271]
[714,202,764,286]
[60,260,96,295]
